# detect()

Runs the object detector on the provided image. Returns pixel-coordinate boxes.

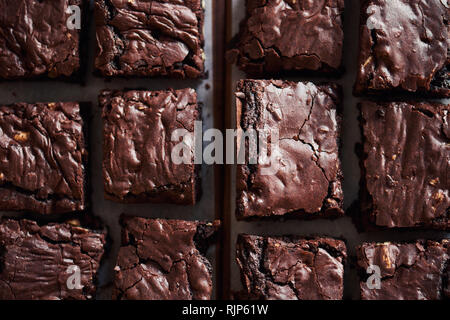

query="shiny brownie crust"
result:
[358,101,449,230]
[236,234,347,300]
[236,79,344,219]
[0,218,106,300]
[227,0,345,76]
[0,0,86,80]
[94,0,205,78]
[113,216,219,300]
[100,88,200,205]
[354,0,449,97]
[0,102,88,214]
[357,240,450,300]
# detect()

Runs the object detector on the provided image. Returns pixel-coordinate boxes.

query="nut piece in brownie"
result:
[358,101,449,230]
[354,0,449,97]
[0,0,86,80]
[236,80,344,219]
[0,218,106,300]
[227,0,345,76]
[236,234,346,300]
[0,102,88,214]
[101,89,200,205]
[94,0,205,78]
[357,240,450,300]
[113,216,219,300]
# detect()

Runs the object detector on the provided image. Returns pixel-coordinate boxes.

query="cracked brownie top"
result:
[227,0,345,76]
[0,218,106,300]
[235,79,344,219]
[94,0,205,78]
[100,88,200,205]
[354,0,450,97]
[357,240,450,300]
[113,216,219,300]
[0,0,83,80]
[236,234,347,300]
[0,102,87,214]
[359,101,449,230]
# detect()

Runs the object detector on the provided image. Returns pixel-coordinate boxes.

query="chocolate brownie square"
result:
[94,0,205,78]
[357,240,450,300]
[101,88,200,205]
[354,0,449,97]
[227,0,345,76]
[113,216,219,300]
[236,80,344,219]
[236,234,347,300]
[358,101,449,230]
[0,0,86,80]
[0,218,106,300]
[0,102,88,214]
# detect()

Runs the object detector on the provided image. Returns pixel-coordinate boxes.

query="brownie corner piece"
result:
[113,216,220,300]
[0,218,106,300]
[235,79,344,219]
[356,240,450,300]
[354,0,449,97]
[229,0,345,76]
[0,0,86,80]
[358,101,449,230]
[0,102,88,214]
[236,234,346,300]
[94,0,205,78]
[101,88,200,205]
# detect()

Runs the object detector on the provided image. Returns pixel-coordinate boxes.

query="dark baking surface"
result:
[0,0,86,80]
[236,234,346,300]
[235,79,344,219]
[100,88,200,205]
[94,0,205,79]
[227,0,345,76]
[354,0,450,97]
[0,217,105,300]
[113,216,219,300]
[358,101,449,230]
[0,102,88,215]
[357,240,450,300]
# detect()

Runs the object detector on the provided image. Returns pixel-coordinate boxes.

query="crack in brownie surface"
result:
[113,216,219,300]
[0,218,105,300]
[228,0,345,76]
[94,0,204,78]
[0,0,83,80]
[357,240,450,300]
[236,80,344,219]
[0,102,87,214]
[355,0,450,97]
[101,88,200,205]
[359,101,449,230]
[236,234,346,300]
